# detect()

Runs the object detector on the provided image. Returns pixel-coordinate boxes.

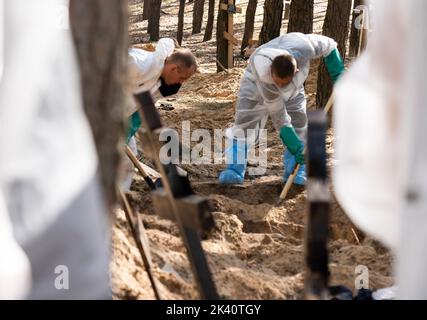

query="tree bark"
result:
[283,0,290,21]
[203,0,215,41]
[148,0,161,41]
[349,0,363,57]
[142,0,150,20]
[177,0,186,45]
[216,0,230,72]
[287,0,313,34]
[258,0,283,46]
[192,0,205,34]
[241,0,257,55]
[316,0,352,110]
[69,0,128,211]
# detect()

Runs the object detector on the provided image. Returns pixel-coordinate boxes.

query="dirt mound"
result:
[112,172,394,299]
[111,0,394,300]
[111,68,393,297]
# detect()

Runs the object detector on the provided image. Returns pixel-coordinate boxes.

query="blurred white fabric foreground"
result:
[0,0,3,80]
[0,0,110,299]
[0,193,31,299]
[333,0,427,299]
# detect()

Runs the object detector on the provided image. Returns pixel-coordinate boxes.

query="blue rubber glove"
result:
[279,126,305,165]
[218,139,247,185]
[324,48,345,84]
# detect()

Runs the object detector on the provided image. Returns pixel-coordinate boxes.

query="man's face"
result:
[272,72,295,88]
[162,63,195,86]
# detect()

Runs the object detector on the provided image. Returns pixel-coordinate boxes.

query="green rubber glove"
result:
[324,48,345,84]
[279,126,305,165]
[126,111,142,144]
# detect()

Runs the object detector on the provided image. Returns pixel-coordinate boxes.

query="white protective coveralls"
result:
[122,38,175,190]
[333,0,427,299]
[126,38,175,117]
[227,33,338,143]
[0,0,110,299]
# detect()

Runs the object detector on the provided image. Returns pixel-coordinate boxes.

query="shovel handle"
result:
[323,92,335,115]
[279,163,301,201]
[125,145,156,190]
[278,94,335,203]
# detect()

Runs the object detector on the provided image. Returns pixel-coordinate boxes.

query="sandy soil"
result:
[110,0,394,300]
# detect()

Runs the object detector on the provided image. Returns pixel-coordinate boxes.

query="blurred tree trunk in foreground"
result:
[70,0,128,212]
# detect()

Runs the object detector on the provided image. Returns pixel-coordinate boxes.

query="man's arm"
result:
[306,34,345,83]
[324,48,345,83]
[126,78,182,143]
[268,96,304,165]
[251,52,304,164]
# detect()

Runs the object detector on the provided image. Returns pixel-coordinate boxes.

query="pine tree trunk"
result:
[287,0,313,34]
[349,0,363,57]
[69,0,128,211]
[283,0,290,21]
[177,0,186,45]
[142,0,150,20]
[203,0,215,41]
[258,0,284,46]
[241,0,257,55]
[192,0,205,34]
[216,0,230,72]
[148,0,161,41]
[316,0,352,110]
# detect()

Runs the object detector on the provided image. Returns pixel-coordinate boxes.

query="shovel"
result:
[277,93,335,204]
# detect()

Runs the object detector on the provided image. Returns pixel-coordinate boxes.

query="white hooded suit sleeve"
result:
[128,38,175,95]
[305,34,338,58]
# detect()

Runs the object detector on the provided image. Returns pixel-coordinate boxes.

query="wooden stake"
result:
[220,1,241,69]
[119,189,162,300]
[357,7,368,56]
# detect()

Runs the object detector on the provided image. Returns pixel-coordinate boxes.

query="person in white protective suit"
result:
[333,0,427,299]
[122,39,198,190]
[0,0,111,299]
[218,33,345,185]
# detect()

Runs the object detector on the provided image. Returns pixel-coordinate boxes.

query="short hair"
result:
[167,49,198,72]
[271,54,297,78]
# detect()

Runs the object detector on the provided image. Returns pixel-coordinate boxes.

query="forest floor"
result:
[110,0,394,299]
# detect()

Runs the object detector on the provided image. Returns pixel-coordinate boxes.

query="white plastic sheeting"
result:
[333,0,427,299]
[0,0,97,246]
[0,0,106,298]
[0,0,3,80]
[0,192,31,299]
